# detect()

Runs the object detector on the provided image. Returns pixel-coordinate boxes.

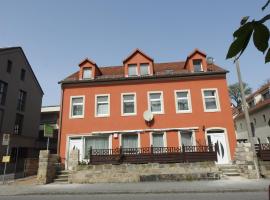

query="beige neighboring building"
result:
[234,82,270,144]
[0,47,43,174]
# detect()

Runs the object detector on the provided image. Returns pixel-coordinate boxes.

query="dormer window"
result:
[82,68,92,79]
[128,64,137,76]
[193,59,203,72]
[140,63,150,76]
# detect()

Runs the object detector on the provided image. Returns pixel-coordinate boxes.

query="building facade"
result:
[0,47,43,173]
[59,49,236,166]
[234,82,270,143]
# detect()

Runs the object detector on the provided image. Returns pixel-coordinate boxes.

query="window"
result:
[180,131,194,146]
[70,96,84,118]
[128,64,137,76]
[14,114,24,135]
[262,90,270,100]
[193,59,203,72]
[148,92,164,114]
[122,93,136,115]
[0,81,8,106]
[175,90,192,113]
[17,90,27,111]
[202,89,220,112]
[152,132,164,147]
[20,69,26,81]
[84,136,109,158]
[82,68,92,79]
[96,95,110,117]
[140,63,149,76]
[248,100,255,108]
[7,60,12,73]
[122,134,138,149]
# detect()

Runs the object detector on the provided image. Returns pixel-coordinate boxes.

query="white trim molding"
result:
[201,88,221,112]
[69,95,85,119]
[95,94,110,117]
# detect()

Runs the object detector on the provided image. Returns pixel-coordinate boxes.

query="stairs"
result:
[219,164,241,177]
[53,170,69,184]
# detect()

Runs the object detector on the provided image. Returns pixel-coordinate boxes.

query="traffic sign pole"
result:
[2,144,9,184]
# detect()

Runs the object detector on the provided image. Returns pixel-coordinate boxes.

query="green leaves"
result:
[227,19,270,63]
[226,23,253,59]
[253,23,269,53]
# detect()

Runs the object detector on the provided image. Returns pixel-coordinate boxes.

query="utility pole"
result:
[235,59,260,179]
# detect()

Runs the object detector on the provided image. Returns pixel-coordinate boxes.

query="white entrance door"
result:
[68,137,83,161]
[207,132,229,164]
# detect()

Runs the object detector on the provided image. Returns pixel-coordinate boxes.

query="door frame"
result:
[205,127,231,163]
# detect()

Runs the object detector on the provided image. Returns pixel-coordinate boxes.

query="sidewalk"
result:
[0,176,269,196]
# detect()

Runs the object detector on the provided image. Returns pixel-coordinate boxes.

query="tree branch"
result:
[258,14,270,23]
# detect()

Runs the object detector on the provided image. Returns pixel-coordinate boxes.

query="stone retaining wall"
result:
[24,158,39,177]
[36,150,59,184]
[69,162,219,183]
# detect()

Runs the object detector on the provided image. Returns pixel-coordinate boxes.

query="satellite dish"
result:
[143,110,154,122]
[206,57,214,65]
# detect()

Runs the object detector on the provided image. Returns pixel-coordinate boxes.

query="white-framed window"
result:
[202,89,220,112]
[70,96,85,118]
[82,68,92,79]
[151,132,166,147]
[179,131,194,146]
[140,63,150,76]
[148,91,164,114]
[128,64,137,76]
[175,90,192,113]
[84,136,109,159]
[95,94,110,117]
[193,59,203,72]
[121,134,139,148]
[121,93,136,116]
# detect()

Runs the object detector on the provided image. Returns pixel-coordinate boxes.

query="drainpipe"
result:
[57,86,64,156]
[235,59,260,179]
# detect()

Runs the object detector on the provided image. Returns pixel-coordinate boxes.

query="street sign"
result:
[2,156,10,163]
[44,124,54,138]
[2,134,10,146]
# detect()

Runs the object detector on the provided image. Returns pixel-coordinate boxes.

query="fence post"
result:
[89,147,92,164]
[209,144,213,152]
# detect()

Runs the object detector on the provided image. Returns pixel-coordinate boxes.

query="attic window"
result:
[128,64,137,76]
[193,59,203,72]
[83,68,92,79]
[140,63,150,76]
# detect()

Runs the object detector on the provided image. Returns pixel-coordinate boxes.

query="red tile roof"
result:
[246,82,270,101]
[62,61,227,83]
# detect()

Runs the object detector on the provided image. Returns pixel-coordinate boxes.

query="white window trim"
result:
[178,130,196,147]
[201,88,221,112]
[140,63,150,76]
[121,93,137,116]
[95,94,110,117]
[147,91,164,114]
[174,90,192,113]
[150,131,167,147]
[69,96,85,119]
[128,64,138,77]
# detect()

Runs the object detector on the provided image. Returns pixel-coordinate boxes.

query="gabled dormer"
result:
[184,49,207,73]
[78,58,102,80]
[123,49,154,77]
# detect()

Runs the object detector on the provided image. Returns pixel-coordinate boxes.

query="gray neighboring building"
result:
[234,82,270,144]
[0,47,43,174]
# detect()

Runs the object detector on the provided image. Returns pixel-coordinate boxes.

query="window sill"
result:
[95,115,110,118]
[70,116,84,119]
[121,113,137,117]
[176,110,192,114]
[203,109,221,113]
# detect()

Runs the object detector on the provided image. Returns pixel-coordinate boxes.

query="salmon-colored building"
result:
[59,49,236,167]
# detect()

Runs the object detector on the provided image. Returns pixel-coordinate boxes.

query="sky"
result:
[0,0,269,106]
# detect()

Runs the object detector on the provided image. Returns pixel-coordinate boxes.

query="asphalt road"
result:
[0,192,268,200]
